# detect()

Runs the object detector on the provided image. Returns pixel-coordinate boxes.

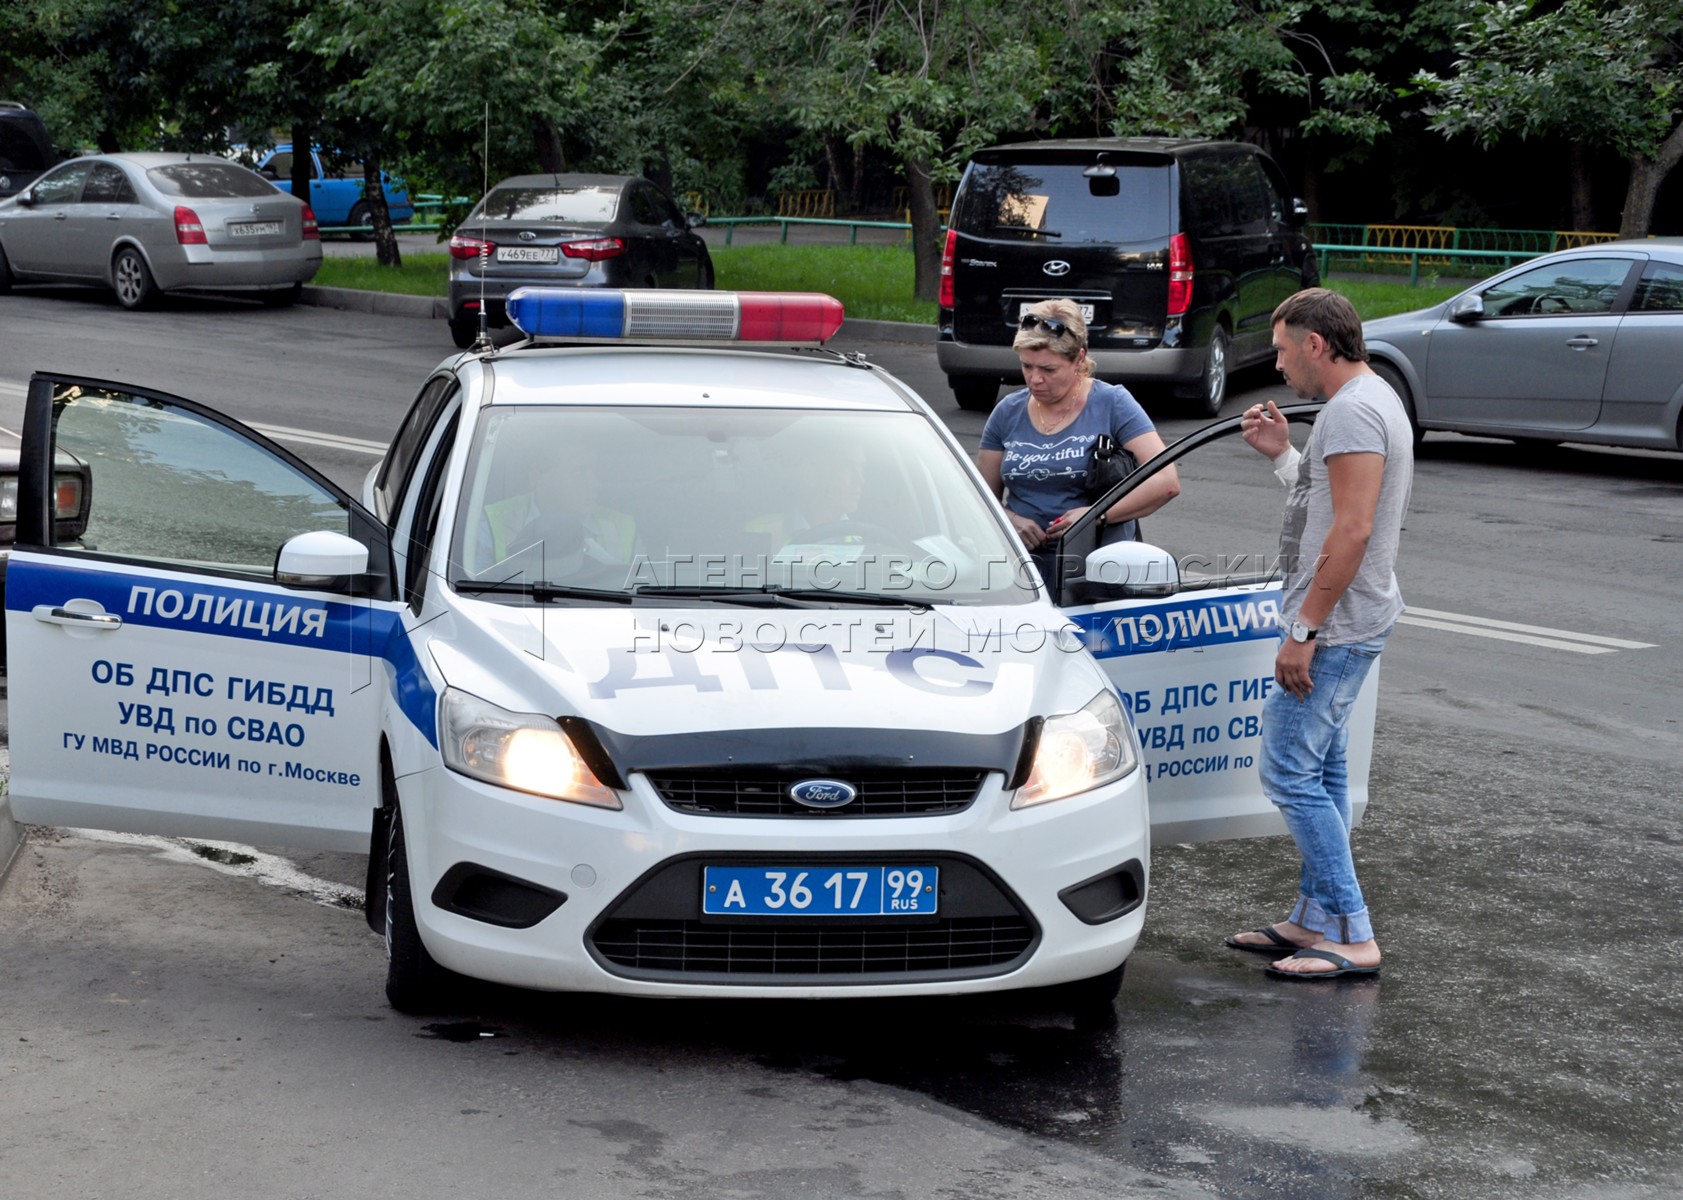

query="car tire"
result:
[0,244,12,294]
[1056,962,1126,1022]
[1187,324,1229,418]
[112,247,157,310]
[1369,359,1424,449]
[1301,252,1322,290]
[259,282,302,307]
[951,377,1001,412]
[698,262,715,290]
[449,312,479,350]
[384,796,457,1013]
[347,200,374,242]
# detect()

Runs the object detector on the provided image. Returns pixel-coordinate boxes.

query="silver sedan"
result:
[0,152,322,309]
[1364,239,1683,452]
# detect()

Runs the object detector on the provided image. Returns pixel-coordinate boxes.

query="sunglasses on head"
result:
[1019,314,1071,337]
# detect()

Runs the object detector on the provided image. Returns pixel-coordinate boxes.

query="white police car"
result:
[2,290,1379,1011]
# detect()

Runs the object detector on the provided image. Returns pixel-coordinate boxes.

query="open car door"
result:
[4,374,400,852]
[1051,406,1382,843]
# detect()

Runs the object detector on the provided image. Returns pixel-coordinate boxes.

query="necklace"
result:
[1030,382,1088,434]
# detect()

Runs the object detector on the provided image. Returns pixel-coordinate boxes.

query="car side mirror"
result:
[685,211,707,229]
[1078,541,1180,600]
[276,530,369,590]
[14,189,34,207]
[1288,197,1309,227]
[1449,294,1485,323]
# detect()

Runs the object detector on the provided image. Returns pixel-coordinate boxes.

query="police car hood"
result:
[431,603,1109,739]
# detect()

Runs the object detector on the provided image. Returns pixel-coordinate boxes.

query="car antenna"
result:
[472,101,495,355]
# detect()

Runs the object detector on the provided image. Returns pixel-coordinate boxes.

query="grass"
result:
[312,243,1469,323]
[314,252,451,296]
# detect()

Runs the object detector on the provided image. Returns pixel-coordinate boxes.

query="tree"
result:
[1418,0,1683,236]
[736,0,1055,302]
[290,0,608,215]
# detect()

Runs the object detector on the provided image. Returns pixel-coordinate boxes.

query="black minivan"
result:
[937,138,1318,415]
[0,102,57,201]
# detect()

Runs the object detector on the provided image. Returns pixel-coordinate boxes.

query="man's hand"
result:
[1242,400,1291,459]
[1275,636,1316,699]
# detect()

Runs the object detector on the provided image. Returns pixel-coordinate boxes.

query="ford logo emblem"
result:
[789,779,858,809]
[519,230,539,241]
[1043,260,1072,277]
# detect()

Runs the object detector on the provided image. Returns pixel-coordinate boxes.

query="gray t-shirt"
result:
[1278,373,1413,645]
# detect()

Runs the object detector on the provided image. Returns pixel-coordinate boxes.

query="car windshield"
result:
[147,162,283,199]
[473,185,620,223]
[449,405,1035,606]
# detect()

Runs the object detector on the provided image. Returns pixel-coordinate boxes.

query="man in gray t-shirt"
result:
[1225,289,1414,982]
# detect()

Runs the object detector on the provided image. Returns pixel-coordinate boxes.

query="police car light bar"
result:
[504,289,846,345]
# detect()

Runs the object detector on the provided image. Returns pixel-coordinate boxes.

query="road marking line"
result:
[1403,606,1655,650]
[252,422,387,456]
[1398,615,1618,654]
[2,382,385,456]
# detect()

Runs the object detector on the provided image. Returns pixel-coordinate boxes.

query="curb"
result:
[0,743,17,888]
[297,285,935,342]
[0,792,18,889]
[300,285,447,319]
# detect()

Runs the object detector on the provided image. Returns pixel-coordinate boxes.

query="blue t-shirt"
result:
[980,379,1156,530]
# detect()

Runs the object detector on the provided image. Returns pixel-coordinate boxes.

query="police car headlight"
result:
[439,688,621,810]
[1012,690,1137,809]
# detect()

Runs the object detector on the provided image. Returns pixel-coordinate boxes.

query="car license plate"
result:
[229,221,283,237]
[703,865,938,916]
[1019,301,1095,324]
[496,246,560,264]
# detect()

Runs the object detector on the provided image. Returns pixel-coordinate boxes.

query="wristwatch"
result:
[1289,620,1318,644]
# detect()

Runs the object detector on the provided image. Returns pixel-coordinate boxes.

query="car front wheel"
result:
[384,798,457,1012]
[112,247,156,310]
[0,244,12,293]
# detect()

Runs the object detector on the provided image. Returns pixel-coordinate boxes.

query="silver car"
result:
[0,152,322,309]
[1364,239,1683,452]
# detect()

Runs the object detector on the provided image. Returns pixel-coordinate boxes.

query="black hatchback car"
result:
[447,173,712,348]
[937,138,1317,415]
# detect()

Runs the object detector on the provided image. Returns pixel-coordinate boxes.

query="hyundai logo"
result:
[1043,260,1072,276]
[789,779,858,809]
[519,230,539,241]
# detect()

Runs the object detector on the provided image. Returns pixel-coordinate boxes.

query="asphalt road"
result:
[0,285,1679,1200]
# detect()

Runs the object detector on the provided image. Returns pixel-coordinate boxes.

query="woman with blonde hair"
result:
[977,298,1180,578]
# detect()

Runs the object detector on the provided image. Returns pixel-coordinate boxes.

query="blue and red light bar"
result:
[504,289,846,345]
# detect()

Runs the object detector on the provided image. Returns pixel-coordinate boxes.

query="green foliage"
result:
[1416,0,1683,159]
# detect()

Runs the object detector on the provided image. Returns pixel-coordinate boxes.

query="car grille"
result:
[592,917,1034,977]
[588,855,1038,983]
[646,769,986,818]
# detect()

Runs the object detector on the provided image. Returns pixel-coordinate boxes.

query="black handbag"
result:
[1082,434,1136,501]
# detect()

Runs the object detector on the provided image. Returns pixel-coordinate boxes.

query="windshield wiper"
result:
[633,584,931,611]
[453,579,636,605]
[989,225,1062,238]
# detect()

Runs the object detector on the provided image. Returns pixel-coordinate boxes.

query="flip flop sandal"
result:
[1265,948,1381,980]
[1224,926,1301,955]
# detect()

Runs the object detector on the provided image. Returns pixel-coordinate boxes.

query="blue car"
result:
[249,144,414,232]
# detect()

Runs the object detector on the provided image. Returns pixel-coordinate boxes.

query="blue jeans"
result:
[1259,631,1390,944]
